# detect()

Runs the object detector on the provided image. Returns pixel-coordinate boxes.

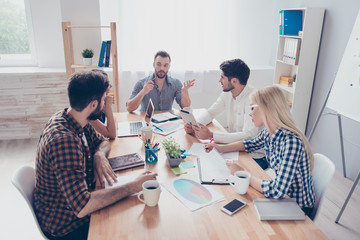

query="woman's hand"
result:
[226,161,244,174]
[204,142,216,153]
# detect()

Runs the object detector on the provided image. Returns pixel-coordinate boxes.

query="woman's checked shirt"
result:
[243,128,315,208]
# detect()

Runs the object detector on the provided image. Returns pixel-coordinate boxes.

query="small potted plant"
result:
[292,73,297,87]
[162,136,182,168]
[81,48,94,66]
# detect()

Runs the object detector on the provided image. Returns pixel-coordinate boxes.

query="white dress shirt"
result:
[196,85,264,159]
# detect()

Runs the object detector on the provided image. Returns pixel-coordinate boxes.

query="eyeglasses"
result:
[249,104,259,111]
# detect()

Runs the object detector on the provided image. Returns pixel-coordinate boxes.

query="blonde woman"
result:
[205,86,315,216]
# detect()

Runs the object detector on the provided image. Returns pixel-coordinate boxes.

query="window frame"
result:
[0,0,37,67]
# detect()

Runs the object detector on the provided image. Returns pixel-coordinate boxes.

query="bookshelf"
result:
[274,8,325,132]
[62,22,119,112]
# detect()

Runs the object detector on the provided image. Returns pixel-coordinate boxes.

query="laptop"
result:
[117,99,154,137]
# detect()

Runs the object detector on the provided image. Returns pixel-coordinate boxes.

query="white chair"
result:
[11,165,49,240]
[310,153,336,220]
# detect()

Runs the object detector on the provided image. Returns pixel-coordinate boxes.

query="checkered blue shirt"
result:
[243,128,315,208]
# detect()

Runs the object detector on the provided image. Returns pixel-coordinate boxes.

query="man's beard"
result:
[156,70,167,79]
[222,82,235,92]
[87,103,103,121]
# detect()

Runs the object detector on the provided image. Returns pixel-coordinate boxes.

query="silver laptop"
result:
[117,99,154,137]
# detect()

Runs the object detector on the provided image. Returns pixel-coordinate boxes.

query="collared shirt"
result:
[243,128,315,208]
[128,74,183,111]
[33,109,106,237]
[196,85,264,159]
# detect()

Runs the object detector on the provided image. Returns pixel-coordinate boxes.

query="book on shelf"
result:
[280,10,303,36]
[108,153,145,171]
[98,41,107,67]
[280,76,293,87]
[104,40,111,67]
[283,38,301,65]
[279,10,283,34]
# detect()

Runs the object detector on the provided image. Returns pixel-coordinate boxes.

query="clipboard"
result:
[197,155,231,185]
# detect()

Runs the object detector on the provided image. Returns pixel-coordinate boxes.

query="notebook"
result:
[108,153,145,171]
[151,112,181,123]
[253,198,305,220]
[117,99,154,137]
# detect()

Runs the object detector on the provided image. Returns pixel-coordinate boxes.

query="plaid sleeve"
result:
[87,124,106,149]
[243,128,266,153]
[261,135,302,199]
[48,134,91,215]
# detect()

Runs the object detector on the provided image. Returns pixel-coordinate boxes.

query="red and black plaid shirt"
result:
[33,109,106,237]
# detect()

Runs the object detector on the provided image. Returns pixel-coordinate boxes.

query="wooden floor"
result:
[1,139,359,239]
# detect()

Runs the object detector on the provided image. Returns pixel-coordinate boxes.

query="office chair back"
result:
[310,153,336,220]
[11,165,49,239]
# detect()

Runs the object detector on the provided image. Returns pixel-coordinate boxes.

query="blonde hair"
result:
[251,86,314,172]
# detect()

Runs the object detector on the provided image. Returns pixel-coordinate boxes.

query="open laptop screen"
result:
[145,99,154,121]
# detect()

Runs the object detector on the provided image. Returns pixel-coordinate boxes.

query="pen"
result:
[154,125,164,132]
[210,138,214,143]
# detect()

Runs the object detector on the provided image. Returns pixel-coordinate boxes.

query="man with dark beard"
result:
[184,59,267,170]
[34,70,157,239]
[126,50,195,112]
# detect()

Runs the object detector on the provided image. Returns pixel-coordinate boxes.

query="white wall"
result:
[30,0,63,67]
[29,0,103,68]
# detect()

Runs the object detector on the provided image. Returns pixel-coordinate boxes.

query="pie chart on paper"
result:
[158,122,179,132]
[173,179,212,204]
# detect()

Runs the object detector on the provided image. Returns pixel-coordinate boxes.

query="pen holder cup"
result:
[145,147,158,164]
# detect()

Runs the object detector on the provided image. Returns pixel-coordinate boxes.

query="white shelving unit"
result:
[274,8,325,132]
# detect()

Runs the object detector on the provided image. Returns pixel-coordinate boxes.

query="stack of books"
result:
[283,38,301,65]
[279,76,293,87]
[98,40,111,67]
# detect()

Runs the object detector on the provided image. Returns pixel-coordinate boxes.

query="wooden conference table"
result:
[88,110,328,240]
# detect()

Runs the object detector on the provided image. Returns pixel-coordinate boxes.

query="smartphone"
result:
[221,198,246,215]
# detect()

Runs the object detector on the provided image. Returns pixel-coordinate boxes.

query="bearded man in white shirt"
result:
[185,58,267,169]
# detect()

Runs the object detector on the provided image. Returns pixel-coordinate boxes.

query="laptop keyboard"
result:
[130,122,143,135]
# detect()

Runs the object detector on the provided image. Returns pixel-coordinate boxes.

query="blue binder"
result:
[281,10,303,36]
[104,40,111,67]
[98,41,107,67]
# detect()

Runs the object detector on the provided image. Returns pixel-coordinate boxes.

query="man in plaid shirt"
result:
[34,70,157,240]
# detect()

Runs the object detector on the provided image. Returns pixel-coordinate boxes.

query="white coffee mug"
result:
[228,171,251,194]
[138,126,153,144]
[137,180,161,207]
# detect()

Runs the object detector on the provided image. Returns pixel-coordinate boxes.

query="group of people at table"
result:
[33,50,315,239]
